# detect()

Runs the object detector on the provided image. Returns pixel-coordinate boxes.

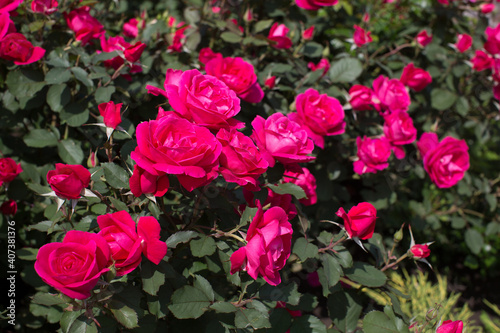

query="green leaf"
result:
[290,315,327,333]
[431,89,457,111]
[17,247,38,261]
[31,292,67,306]
[320,253,342,288]
[67,314,98,333]
[142,261,166,296]
[220,31,242,43]
[168,285,212,319]
[465,228,484,255]
[302,42,323,58]
[45,68,72,85]
[329,58,363,83]
[6,69,45,99]
[235,308,271,329]
[60,310,85,333]
[363,311,401,333]
[268,183,307,200]
[345,261,387,287]
[258,282,301,305]
[46,84,71,112]
[71,67,94,87]
[58,140,84,164]
[109,197,129,211]
[292,238,319,261]
[254,19,274,33]
[108,300,139,329]
[95,86,116,104]
[166,230,198,248]
[328,290,362,333]
[193,274,215,302]
[210,302,238,313]
[102,162,130,189]
[91,51,119,64]
[26,220,62,233]
[240,206,258,226]
[24,129,58,148]
[60,103,89,127]
[190,235,216,257]
[333,247,353,269]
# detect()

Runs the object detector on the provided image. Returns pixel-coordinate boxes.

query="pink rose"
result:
[46,163,91,200]
[130,111,221,192]
[289,88,345,149]
[123,18,145,39]
[0,199,17,216]
[168,21,189,53]
[349,85,379,111]
[268,23,292,49]
[100,35,146,72]
[295,0,338,10]
[372,75,410,114]
[484,23,500,55]
[31,0,58,15]
[471,50,493,71]
[400,63,432,92]
[307,58,330,77]
[437,0,450,4]
[129,164,170,198]
[436,320,464,333]
[481,3,495,14]
[198,47,220,67]
[251,113,315,167]
[353,25,372,47]
[0,0,22,13]
[147,69,243,131]
[35,230,111,299]
[0,157,22,185]
[336,202,377,240]
[409,244,430,259]
[455,33,472,53]
[216,128,269,190]
[302,26,314,40]
[230,202,293,286]
[383,111,417,159]
[98,101,122,129]
[65,6,104,46]
[353,136,392,174]
[417,132,470,188]
[205,55,264,103]
[265,76,277,89]
[415,30,432,47]
[0,33,46,65]
[97,211,167,276]
[283,167,317,206]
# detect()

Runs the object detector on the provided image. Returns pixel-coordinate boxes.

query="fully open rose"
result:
[353,136,392,174]
[64,6,104,46]
[34,231,111,300]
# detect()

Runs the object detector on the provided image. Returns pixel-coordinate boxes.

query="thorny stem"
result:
[318,235,347,253]
[381,253,409,272]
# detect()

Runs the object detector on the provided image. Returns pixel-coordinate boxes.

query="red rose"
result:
[0,157,22,186]
[353,25,372,47]
[129,165,170,198]
[383,111,417,159]
[372,75,410,114]
[0,0,22,13]
[336,202,377,240]
[46,163,91,200]
[410,244,431,259]
[198,47,220,67]
[436,320,464,333]
[31,0,58,15]
[268,23,292,49]
[416,30,432,47]
[400,63,432,92]
[471,50,493,71]
[100,35,145,73]
[455,33,472,53]
[295,0,338,10]
[64,6,104,45]
[302,26,314,40]
[353,136,392,175]
[98,101,122,129]
[349,85,378,111]
[264,76,277,89]
[123,18,145,39]
[0,199,17,216]
[0,33,45,65]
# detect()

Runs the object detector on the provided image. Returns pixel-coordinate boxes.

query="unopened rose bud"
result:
[409,244,431,259]
[265,76,276,89]
[302,26,314,41]
[87,149,99,168]
[244,8,253,22]
[393,224,405,243]
[0,200,17,216]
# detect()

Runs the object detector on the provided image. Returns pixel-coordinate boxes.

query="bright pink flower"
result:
[198,47,220,67]
[383,111,417,159]
[471,50,493,71]
[129,165,170,198]
[123,18,145,39]
[230,202,293,286]
[130,111,221,192]
[455,33,472,53]
[283,167,317,206]
[0,157,22,185]
[35,230,111,299]
[0,12,16,39]
[410,244,431,259]
[289,88,345,148]
[336,202,377,240]
[205,55,264,103]
[0,0,22,13]
[481,3,495,14]
[436,320,464,333]
[216,128,269,190]
[0,33,45,65]
[251,113,315,167]
[372,75,410,114]
[46,164,91,200]
[353,136,392,175]
[31,0,58,15]
[416,30,432,47]
[0,200,17,215]
[98,101,122,129]
[349,85,379,111]
[168,21,189,53]
[265,76,277,89]
[147,69,243,130]
[400,63,432,92]
[295,0,338,10]
[97,211,167,276]
[268,23,292,49]
[484,23,500,55]
[307,58,330,77]
[65,6,104,46]
[100,35,146,71]
[353,25,372,47]
[302,26,315,40]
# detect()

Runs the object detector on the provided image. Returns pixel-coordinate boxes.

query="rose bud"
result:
[353,25,372,47]
[46,164,91,200]
[268,23,292,49]
[98,101,123,130]
[409,244,431,259]
[455,33,472,53]
[415,30,432,47]
[336,202,377,240]
[0,199,17,216]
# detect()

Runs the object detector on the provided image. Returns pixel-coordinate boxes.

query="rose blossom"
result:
[0,199,17,215]
[383,111,417,159]
[243,188,298,220]
[198,47,220,67]
[230,201,293,286]
[34,230,111,299]
[251,113,315,167]
[0,0,22,13]
[372,75,410,114]
[455,33,472,53]
[400,63,432,92]
[31,0,58,15]
[471,50,493,71]
[415,30,432,47]
[353,25,372,47]
[484,23,500,55]
[353,136,392,174]
[268,23,292,49]
[205,55,264,103]
[302,26,314,40]
[130,111,221,192]
[307,58,330,77]
[265,76,277,89]
[65,6,104,46]
[97,211,167,276]
[46,164,91,200]
[147,69,243,131]
[417,132,470,188]
[0,157,23,186]
[216,128,269,190]
[0,32,46,65]
[295,0,338,10]
[98,101,122,129]
[129,165,170,197]
[481,3,495,14]
[123,17,145,39]
[168,20,189,53]
[289,88,345,149]
[409,244,431,259]
[283,167,317,206]
[99,35,146,75]
[336,202,377,240]
[436,320,464,333]
[349,85,379,111]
